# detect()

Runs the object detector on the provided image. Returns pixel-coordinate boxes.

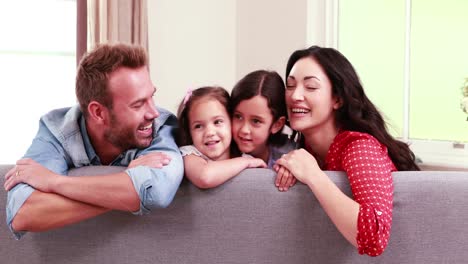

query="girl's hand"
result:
[245,157,267,168]
[4,158,60,192]
[275,148,321,186]
[128,152,171,169]
[274,164,296,192]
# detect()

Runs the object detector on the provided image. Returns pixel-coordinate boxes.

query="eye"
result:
[285,79,296,90]
[133,102,144,109]
[285,83,296,90]
[233,113,243,120]
[252,119,262,124]
[214,119,224,125]
[306,86,318,91]
[192,124,202,130]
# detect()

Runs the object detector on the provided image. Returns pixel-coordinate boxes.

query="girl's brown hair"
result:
[176,86,230,146]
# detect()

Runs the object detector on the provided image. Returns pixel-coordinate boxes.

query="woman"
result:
[275,46,419,256]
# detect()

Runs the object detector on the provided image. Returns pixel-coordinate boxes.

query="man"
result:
[4,43,184,239]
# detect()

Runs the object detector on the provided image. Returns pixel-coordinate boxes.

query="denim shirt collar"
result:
[79,116,101,165]
[41,105,173,167]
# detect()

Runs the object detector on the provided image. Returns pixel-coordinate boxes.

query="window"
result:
[0,0,76,163]
[338,0,468,168]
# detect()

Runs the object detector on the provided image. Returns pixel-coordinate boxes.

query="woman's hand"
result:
[275,148,321,186]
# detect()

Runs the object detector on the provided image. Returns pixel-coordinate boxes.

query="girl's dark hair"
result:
[286,46,420,171]
[230,70,289,146]
[176,86,230,146]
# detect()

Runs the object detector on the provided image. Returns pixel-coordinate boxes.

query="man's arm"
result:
[4,158,156,212]
[6,154,170,235]
[28,115,184,213]
[125,116,184,212]
[12,190,109,232]
[6,122,123,238]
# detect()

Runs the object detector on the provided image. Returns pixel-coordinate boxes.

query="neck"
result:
[86,119,121,165]
[250,145,270,164]
[302,123,340,163]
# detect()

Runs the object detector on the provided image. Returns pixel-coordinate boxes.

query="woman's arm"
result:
[184,155,266,189]
[277,137,394,256]
[275,149,359,247]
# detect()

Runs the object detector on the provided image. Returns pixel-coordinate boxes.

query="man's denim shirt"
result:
[6,106,184,239]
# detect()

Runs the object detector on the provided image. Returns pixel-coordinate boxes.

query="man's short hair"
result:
[76,43,148,118]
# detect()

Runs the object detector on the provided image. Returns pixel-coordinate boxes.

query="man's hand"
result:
[128,152,171,169]
[4,158,60,192]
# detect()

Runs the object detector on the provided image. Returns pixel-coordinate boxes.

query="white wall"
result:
[147,0,314,114]
[147,0,236,113]
[236,0,307,79]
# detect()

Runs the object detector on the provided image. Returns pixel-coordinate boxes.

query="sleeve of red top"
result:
[340,134,395,256]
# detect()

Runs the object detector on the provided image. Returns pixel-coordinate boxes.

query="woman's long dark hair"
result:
[286,46,420,171]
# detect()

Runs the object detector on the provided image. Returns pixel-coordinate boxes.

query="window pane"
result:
[338,0,406,137]
[0,0,76,163]
[410,0,468,142]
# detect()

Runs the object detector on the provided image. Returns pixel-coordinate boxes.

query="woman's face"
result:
[285,57,341,134]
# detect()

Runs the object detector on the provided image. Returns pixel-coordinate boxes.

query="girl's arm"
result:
[184,155,266,189]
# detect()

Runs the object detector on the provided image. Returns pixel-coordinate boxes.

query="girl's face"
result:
[231,95,284,160]
[285,57,341,134]
[188,98,231,161]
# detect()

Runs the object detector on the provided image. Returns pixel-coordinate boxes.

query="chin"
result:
[289,120,310,132]
[239,147,252,154]
[136,138,153,149]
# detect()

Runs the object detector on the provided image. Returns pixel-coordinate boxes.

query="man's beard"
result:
[104,113,154,151]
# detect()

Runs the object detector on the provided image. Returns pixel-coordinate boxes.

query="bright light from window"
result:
[0,0,77,163]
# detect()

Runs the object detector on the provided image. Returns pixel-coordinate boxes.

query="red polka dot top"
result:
[309,130,396,256]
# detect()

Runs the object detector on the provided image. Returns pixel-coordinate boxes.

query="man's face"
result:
[104,66,159,151]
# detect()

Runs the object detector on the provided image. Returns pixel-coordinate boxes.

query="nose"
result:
[290,86,304,101]
[205,124,216,137]
[145,99,159,120]
[239,121,250,134]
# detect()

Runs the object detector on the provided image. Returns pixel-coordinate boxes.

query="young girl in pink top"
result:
[276,46,419,256]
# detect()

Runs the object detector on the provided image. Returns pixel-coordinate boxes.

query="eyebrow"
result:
[191,115,227,124]
[287,75,321,82]
[234,111,266,120]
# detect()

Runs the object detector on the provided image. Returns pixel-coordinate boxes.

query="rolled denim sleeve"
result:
[126,115,184,215]
[6,122,69,239]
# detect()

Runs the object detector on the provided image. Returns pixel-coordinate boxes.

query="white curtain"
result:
[87,0,148,51]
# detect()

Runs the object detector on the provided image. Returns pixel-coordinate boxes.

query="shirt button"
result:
[376,210,382,216]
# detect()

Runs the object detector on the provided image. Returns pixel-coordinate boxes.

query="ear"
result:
[87,101,110,124]
[270,116,286,134]
[333,96,343,110]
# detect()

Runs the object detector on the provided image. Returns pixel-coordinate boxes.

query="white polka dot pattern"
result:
[325,131,395,256]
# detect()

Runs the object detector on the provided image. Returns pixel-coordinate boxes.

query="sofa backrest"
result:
[1,165,468,264]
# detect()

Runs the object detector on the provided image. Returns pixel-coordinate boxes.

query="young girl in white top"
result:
[230,70,298,191]
[177,86,266,189]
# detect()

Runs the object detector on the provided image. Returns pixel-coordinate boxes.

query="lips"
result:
[137,123,153,137]
[238,136,252,143]
[290,107,310,114]
[205,140,220,146]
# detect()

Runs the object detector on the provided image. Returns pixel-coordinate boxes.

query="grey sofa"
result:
[1,164,468,264]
